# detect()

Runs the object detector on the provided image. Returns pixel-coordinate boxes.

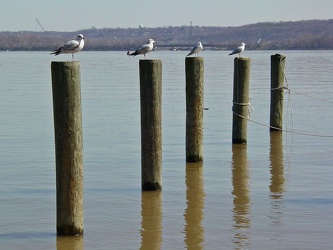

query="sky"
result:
[1,0,333,32]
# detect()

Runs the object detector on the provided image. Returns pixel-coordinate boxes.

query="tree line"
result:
[1,19,333,51]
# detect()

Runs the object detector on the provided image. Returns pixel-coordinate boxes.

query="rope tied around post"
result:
[271,86,290,92]
[232,95,254,120]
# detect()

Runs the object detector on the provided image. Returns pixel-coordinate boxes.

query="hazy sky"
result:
[1,0,332,32]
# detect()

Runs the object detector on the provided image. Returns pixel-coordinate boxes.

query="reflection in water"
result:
[184,162,206,249]
[140,191,162,250]
[231,144,251,248]
[269,132,285,225]
[56,235,83,250]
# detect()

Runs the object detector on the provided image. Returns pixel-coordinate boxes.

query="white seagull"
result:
[229,42,246,57]
[128,38,155,59]
[186,42,203,57]
[51,34,85,60]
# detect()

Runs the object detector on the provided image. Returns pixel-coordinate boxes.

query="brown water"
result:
[0,51,332,249]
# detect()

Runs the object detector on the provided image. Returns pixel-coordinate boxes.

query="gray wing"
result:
[229,47,242,55]
[137,44,150,54]
[187,45,198,56]
[62,40,80,52]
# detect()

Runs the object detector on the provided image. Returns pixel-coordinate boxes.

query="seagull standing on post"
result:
[186,42,203,57]
[229,42,246,57]
[50,34,85,61]
[128,38,155,59]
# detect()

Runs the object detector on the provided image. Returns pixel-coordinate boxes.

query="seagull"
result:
[229,42,246,57]
[186,42,203,57]
[128,38,155,59]
[50,34,85,60]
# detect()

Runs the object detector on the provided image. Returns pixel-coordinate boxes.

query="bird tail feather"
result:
[128,50,139,56]
[50,48,61,56]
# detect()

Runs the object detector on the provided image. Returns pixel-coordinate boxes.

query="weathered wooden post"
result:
[232,58,251,144]
[51,61,84,236]
[185,57,204,162]
[270,54,286,131]
[140,60,162,191]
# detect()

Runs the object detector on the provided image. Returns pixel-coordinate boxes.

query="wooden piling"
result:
[232,57,251,144]
[140,60,162,191]
[270,54,286,131]
[185,57,204,162]
[51,61,84,236]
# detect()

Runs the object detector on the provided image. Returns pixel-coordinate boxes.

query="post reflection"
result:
[183,162,206,249]
[231,144,251,248]
[56,235,83,250]
[269,132,285,224]
[140,191,162,250]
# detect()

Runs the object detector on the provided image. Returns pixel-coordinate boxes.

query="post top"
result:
[185,56,204,59]
[139,59,162,66]
[234,57,250,61]
[51,61,80,65]
[139,59,161,62]
[271,54,286,60]
[185,56,204,62]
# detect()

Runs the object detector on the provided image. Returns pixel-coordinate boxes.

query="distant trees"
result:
[1,19,333,51]
[0,32,72,51]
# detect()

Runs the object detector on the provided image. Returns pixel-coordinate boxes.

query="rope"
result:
[271,86,290,91]
[290,89,333,105]
[232,111,333,138]
[232,95,254,119]
[231,56,333,138]
[232,102,250,106]
[277,57,333,105]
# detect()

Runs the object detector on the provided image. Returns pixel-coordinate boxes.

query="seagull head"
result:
[241,42,246,47]
[148,38,156,44]
[77,34,85,40]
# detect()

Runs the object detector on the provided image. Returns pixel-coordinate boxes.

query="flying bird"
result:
[229,42,246,57]
[186,42,203,57]
[50,34,85,60]
[128,38,155,59]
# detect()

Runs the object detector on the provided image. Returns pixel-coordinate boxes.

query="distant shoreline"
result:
[1,19,333,51]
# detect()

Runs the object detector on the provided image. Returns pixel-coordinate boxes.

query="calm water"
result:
[0,50,333,249]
